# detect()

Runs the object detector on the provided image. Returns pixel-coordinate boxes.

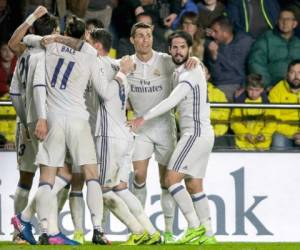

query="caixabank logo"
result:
[0,167,272,239]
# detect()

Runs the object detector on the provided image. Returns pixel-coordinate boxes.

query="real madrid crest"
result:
[153,69,160,76]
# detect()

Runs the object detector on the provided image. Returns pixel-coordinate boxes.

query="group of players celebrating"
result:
[9,5,216,246]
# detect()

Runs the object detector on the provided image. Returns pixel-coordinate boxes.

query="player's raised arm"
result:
[40,34,84,51]
[8,6,47,57]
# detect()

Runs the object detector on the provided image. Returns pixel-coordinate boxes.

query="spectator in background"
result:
[171,0,198,30]
[85,0,112,29]
[248,8,300,89]
[180,12,205,60]
[205,16,254,101]
[117,12,168,58]
[0,41,16,96]
[231,74,272,151]
[205,66,231,149]
[0,0,21,42]
[226,0,280,38]
[268,60,300,150]
[197,0,225,30]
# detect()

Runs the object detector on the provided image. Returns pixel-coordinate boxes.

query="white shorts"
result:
[168,134,214,178]
[97,136,133,188]
[36,114,97,168]
[16,122,38,173]
[132,120,176,166]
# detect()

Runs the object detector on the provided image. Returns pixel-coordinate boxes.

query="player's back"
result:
[95,56,131,140]
[45,42,97,119]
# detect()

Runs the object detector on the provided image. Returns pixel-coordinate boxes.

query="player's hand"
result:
[128,117,145,131]
[33,6,48,19]
[164,13,177,28]
[185,56,199,70]
[41,34,58,47]
[35,119,48,141]
[120,56,135,75]
[245,133,255,144]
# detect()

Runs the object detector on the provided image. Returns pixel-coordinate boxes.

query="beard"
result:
[287,78,300,90]
[172,53,189,66]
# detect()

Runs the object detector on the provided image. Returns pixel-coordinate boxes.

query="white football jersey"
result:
[44,42,106,120]
[10,47,44,124]
[144,64,213,136]
[94,56,131,140]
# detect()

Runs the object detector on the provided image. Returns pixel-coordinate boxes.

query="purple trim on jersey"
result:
[172,135,197,172]
[33,84,46,88]
[99,101,108,185]
[170,184,184,196]
[191,194,206,202]
[69,192,83,197]
[9,93,21,96]
[78,41,84,51]
[178,80,201,136]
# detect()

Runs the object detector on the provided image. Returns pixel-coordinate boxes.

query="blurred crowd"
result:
[1,0,300,151]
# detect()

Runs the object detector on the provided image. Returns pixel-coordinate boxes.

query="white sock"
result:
[86,179,103,231]
[36,183,54,234]
[14,185,30,214]
[191,192,213,236]
[48,195,60,236]
[52,176,69,194]
[161,188,175,233]
[168,183,200,228]
[57,185,70,212]
[21,198,36,222]
[69,191,85,231]
[116,189,156,235]
[102,205,110,231]
[132,181,147,208]
[104,191,143,234]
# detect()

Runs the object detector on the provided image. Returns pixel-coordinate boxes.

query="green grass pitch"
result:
[1,242,300,250]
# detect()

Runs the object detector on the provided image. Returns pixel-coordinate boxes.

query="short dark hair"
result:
[288,59,300,71]
[246,73,264,88]
[130,22,153,37]
[135,12,153,24]
[280,6,297,20]
[210,16,233,33]
[90,28,112,52]
[167,30,193,48]
[86,18,104,29]
[180,11,199,26]
[65,15,86,39]
[33,13,58,36]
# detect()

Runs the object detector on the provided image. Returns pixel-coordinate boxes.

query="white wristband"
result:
[25,14,37,26]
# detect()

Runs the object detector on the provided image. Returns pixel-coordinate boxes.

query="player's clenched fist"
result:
[119,55,135,75]
[35,119,48,141]
[33,6,48,19]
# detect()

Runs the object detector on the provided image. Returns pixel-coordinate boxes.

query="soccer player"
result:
[130,30,217,245]
[8,6,60,244]
[85,28,161,245]
[128,22,198,243]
